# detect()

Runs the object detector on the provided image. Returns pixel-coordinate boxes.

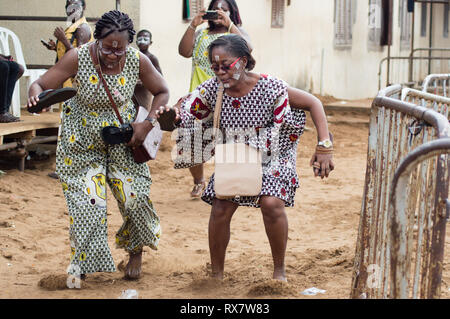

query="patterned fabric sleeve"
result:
[174,81,216,168]
[261,77,306,190]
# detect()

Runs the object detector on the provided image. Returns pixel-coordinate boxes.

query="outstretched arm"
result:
[287,86,334,178]
[127,51,170,148]
[178,9,206,58]
[27,48,78,108]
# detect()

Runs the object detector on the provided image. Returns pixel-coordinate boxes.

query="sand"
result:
[0,111,448,299]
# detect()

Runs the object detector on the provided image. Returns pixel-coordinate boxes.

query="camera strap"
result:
[88,42,125,125]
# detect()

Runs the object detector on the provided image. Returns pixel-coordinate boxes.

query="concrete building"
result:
[1,0,449,103]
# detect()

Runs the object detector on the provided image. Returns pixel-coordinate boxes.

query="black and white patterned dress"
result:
[56,44,161,275]
[175,75,306,207]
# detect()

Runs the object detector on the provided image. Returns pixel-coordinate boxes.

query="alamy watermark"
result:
[170,124,284,166]
[66,264,82,289]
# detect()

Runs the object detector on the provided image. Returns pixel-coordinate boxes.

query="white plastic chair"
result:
[0,26,47,117]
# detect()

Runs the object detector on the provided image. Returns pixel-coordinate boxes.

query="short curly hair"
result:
[94,10,136,44]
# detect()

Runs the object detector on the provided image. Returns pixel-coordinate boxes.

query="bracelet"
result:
[315,147,334,154]
[188,23,196,31]
[228,22,234,33]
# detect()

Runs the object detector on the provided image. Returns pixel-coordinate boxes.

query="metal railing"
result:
[422,74,450,97]
[389,138,450,298]
[402,87,450,118]
[378,49,450,91]
[350,84,450,299]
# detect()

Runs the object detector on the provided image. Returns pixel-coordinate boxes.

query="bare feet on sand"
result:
[273,268,287,282]
[124,250,142,280]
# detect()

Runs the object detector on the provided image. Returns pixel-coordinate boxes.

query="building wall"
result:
[1,0,448,103]
[0,0,140,66]
[140,0,448,101]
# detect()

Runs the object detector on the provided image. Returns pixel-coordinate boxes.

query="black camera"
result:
[202,10,218,20]
[101,124,133,145]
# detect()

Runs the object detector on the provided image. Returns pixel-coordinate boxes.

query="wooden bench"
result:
[0,112,60,171]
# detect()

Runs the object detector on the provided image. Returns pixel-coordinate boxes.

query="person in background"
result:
[177,0,252,199]
[42,0,94,89]
[0,54,24,123]
[132,29,162,109]
[42,0,94,179]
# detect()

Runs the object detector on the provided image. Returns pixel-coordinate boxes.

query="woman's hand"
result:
[26,94,51,113]
[27,95,40,109]
[46,39,57,51]
[54,27,67,42]
[155,105,181,123]
[310,152,334,179]
[190,8,207,28]
[128,121,152,148]
[215,8,233,29]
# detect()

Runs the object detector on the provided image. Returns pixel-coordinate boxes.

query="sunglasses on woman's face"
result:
[211,57,241,72]
[99,41,126,56]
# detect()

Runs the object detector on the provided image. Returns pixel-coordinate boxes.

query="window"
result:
[444,1,449,38]
[183,0,204,21]
[271,0,285,28]
[368,0,382,50]
[420,2,427,37]
[334,0,355,48]
[380,0,393,46]
[399,0,412,50]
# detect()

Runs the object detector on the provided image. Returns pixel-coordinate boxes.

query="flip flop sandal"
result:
[0,112,20,123]
[28,87,77,113]
[157,108,177,132]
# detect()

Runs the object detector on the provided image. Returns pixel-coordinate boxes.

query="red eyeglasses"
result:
[211,57,241,72]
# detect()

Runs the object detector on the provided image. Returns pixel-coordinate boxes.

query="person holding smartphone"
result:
[42,0,93,89]
[177,0,252,199]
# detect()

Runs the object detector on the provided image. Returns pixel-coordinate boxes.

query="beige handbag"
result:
[213,83,263,199]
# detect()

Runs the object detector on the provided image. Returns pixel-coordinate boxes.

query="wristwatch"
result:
[317,138,333,148]
[145,117,158,126]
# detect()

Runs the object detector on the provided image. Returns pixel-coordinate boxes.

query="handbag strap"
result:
[213,82,224,131]
[88,43,125,125]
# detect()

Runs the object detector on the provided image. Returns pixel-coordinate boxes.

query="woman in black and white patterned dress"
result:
[158,34,334,281]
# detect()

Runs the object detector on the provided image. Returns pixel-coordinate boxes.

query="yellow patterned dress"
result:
[56,16,94,88]
[189,28,228,92]
[56,43,161,275]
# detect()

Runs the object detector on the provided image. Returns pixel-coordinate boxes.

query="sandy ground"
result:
[0,110,448,299]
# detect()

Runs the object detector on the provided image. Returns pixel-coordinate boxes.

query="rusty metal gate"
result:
[350,84,450,299]
[422,74,450,98]
[389,138,450,298]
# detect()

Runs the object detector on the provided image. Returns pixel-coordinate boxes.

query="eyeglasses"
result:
[211,57,241,72]
[98,41,126,56]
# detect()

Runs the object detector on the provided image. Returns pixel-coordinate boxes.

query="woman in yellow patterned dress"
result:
[178,0,252,198]
[27,11,169,281]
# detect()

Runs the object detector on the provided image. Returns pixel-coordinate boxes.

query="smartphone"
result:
[41,38,50,47]
[202,10,218,20]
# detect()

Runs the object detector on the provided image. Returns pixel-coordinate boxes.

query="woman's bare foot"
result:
[210,271,224,281]
[124,250,142,280]
[273,268,287,282]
